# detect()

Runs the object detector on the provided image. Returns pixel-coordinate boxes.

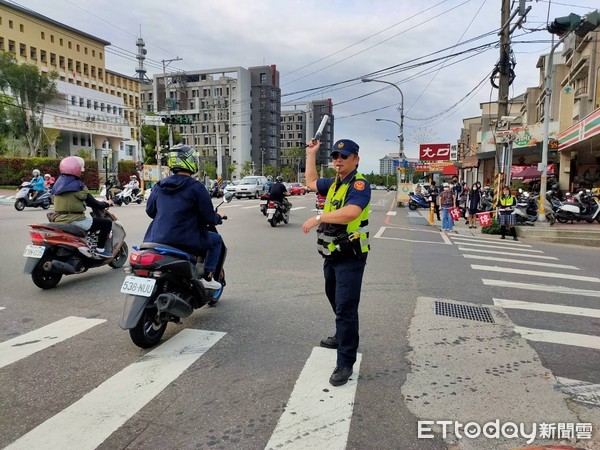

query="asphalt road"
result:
[0,189,598,449]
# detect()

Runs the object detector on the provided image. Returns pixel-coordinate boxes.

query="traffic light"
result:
[575,10,600,37]
[547,13,581,36]
[161,116,191,124]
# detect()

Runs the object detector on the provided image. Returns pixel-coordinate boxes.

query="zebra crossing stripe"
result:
[555,377,600,407]
[493,299,600,318]
[290,206,306,210]
[464,254,579,270]
[482,279,600,298]
[386,211,397,216]
[0,307,5,311]
[450,236,532,247]
[6,329,225,450]
[458,247,558,260]
[514,326,600,350]
[457,241,540,252]
[265,347,361,450]
[472,265,600,283]
[0,316,106,370]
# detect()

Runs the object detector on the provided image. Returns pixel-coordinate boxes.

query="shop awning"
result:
[460,156,479,168]
[442,165,458,176]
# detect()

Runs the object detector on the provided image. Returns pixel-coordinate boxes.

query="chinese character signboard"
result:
[419,143,451,161]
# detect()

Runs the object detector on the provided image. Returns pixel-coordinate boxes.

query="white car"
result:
[235,176,268,199]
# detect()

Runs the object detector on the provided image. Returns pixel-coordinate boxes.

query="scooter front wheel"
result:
[109,242,128,268]
[129,306,167,348]
[41,199,51,210]
[408,201,417,211]
[14,199,26,211]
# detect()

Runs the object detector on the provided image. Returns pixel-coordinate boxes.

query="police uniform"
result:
[498,192,517,239]
[316,140,371,373]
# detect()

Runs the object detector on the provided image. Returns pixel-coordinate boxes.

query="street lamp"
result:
[102,149,110,189]
[361,78,404,160]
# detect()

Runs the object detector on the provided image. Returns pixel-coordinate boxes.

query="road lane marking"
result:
[471,264,600,283]
[456,241,539,251]
[0,307,5,311]
[472,265,600,283]
[290,206,306,211]
[514,326,600,350]
[386,211,397,216]
[0,316,106,370]
[482,279,600,298]
[6,329,226,450]
[220,204,243,208]
[458,247,558,259]
[464,254,579,269]
[555,377,600,407]
[450,236,532,247]
[265,347,361,450]
[493,299,600,318]
[372,226,451,244]
[242,205,258,209]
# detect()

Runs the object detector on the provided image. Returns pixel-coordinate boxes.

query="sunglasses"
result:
[331,152,350,160]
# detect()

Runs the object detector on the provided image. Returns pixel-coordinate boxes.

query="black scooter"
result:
[119,193,232,348]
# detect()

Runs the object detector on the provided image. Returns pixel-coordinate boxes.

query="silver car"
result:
[235,176,268,199]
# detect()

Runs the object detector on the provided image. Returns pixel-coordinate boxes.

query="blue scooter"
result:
[408,193,431,210]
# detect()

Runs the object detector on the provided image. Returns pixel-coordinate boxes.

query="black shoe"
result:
[513,237,518,241]
[500,236,505,239]
[329,366,353,386]
[320,336,339,349]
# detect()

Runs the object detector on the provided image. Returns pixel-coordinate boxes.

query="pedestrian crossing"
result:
[449,233,600,406]
[0,311,359,449]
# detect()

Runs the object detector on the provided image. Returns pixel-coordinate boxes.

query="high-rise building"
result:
[280,99,333,172]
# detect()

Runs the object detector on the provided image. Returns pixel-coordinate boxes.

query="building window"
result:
[215,87,222,97]
[84,47,88,55]
[92,49,95,57]
[99,52,102,60]
[19,43,26,57]
[0,38,4,52]
[126,145,134,157]
[19,24,24,32]
[8,40,15,54]
[72,135,78,145]
[50,52,56,65]
[76,44,80,52]
[94,101,98,110]
[9,20,13,29]
[67,58,73,70]
[51,35,54,43]
[71,95,76,106]
[68,41,72,49]
[203,88,210,97]
[83,63,88,75]
[75,61,81,73]
[29,46,37,60]
[79,97,84,107]
[59,38,63,46]
[98,68,103,80]
[80,136,86,146]
[260,73,266,84]
[59,56,65,68]
[41,31,45,40]
[91,66,96,77]
[87,99,91,108]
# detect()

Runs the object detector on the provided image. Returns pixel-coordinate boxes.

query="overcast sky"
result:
[14,0,599,174]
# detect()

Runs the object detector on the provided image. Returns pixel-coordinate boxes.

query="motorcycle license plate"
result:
[267,208,276,213]
[120,276,156,297]
[23,245,45,258]
[260,200,267,205]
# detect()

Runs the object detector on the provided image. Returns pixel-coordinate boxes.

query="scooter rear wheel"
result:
[269,218,277,227]
[14,199,26,211]
[31,259,62,289]
[129,307,167,348]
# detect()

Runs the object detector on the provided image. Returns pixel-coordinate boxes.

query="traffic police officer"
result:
[302,138,371,387]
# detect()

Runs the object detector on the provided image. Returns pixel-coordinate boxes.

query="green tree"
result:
[0,52,59,156]
[281,166,295,182]
[262,164,276,178]
[226,162,237,179]
[240,161,252,177]
[140,124,180,163]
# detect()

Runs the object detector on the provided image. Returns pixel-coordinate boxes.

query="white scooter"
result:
[114,185,143,206]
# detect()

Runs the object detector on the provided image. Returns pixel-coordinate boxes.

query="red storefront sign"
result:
[419,143,451,161]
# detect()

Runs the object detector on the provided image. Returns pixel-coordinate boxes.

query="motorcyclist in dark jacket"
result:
[143,144,224,290]
[268,176,291,213]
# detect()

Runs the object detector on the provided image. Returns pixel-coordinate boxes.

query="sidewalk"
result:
[414,208,600,247]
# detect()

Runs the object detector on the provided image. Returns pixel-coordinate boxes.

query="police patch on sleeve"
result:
[353,180,365,191]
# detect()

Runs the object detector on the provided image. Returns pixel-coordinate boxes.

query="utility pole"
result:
[162,57,182,149]
[496,0,511,179]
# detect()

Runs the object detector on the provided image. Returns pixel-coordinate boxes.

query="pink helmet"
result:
[59,156,83,177]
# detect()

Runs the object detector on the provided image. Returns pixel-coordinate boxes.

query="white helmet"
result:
[44,173,51,179]
[32,169,40,177]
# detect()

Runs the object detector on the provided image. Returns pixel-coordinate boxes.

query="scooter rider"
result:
[143,144,225,290]
[268,176,291,213]
[125,175,140,199]
[51,156,114,258]
[30,169,46,200]
[44,173,55,190]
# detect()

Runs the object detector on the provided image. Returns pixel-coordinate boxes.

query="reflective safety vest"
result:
[317,174,370,258]
[499,194,515,206]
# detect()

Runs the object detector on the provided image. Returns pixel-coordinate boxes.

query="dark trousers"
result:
[89,218,112,248]
[323,256,367,368]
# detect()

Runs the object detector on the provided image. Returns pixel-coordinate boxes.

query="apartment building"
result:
[557,30,600,191]
[0,0,140,169]
[379,153,401,176]
[280,99,334,171]
[141,65,281,180]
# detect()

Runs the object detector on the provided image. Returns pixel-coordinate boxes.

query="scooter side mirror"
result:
[223,192,234,203]
[518,188,523,193]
